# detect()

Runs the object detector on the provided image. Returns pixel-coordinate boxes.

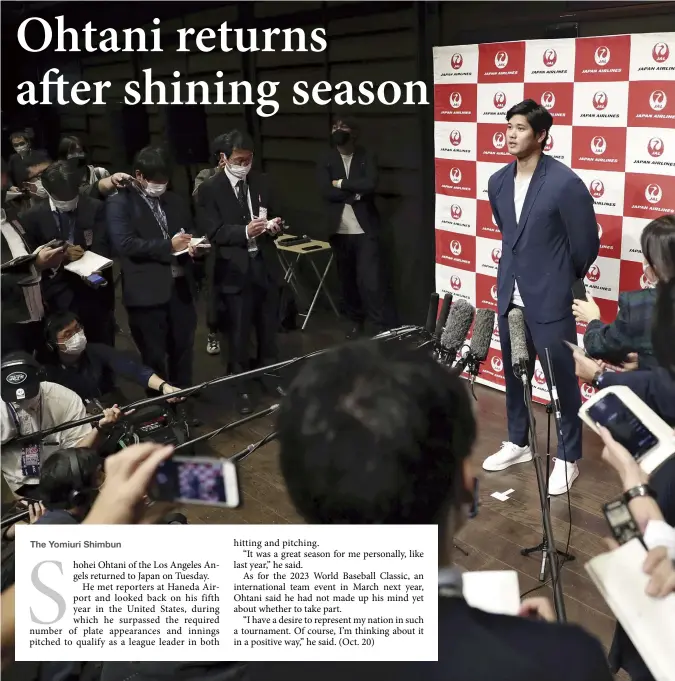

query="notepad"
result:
[64,250,113,277]
[585,539,675,681]
[172,236,206,256]
[462,570,521,616]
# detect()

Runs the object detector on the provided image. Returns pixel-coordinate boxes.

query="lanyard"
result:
[7,396,43,440]
[53,211,75,244]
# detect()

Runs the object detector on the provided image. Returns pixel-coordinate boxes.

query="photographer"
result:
[42,311,182,406]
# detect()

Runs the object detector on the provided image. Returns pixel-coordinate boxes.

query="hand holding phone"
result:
[563,339,589,358]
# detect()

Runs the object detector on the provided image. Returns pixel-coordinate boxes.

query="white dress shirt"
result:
[511,174,532,307]
[336,153,364,235]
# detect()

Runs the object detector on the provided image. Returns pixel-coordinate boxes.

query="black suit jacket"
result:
[316,145,381,236]
[20,195,113,313]
[248,597,612,681]
[106,187,197,308]
[196,171,283,294]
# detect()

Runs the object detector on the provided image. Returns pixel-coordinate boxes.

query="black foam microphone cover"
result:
[434,293,453,340]
[425,292,440,335]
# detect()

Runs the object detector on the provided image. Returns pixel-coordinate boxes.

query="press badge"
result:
[21,443,41,478]
[83,230,93,246]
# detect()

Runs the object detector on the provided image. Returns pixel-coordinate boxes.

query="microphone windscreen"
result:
[470,308,496,362]
[434,293,453,339]
[425,292,440,334]
[441,299,475,355]
[507,307,529,366]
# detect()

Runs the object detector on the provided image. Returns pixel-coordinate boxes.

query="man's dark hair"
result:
[641,214,675,284]
[9,130,31,143]
[40,448,102,509]
[23,150,52,175]
[506,99,553,149]
[57,135,85,160]
[41,160,81,200]
[133,146,171,182]
[215,130,254,160]
[653,277,675,377]
[277,343,476,525]
[333,112,359,131]
[45,310,80,346]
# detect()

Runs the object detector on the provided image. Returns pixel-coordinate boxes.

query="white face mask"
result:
[52,196,79,212]
[144,182,167,198]
[226,161,251,180]
[61,331,87,356]
[13,143,29,157]
[31,179,49,199]
[642,262,658,288]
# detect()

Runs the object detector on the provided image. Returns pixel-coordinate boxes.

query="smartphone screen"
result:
[149,457,239,507]
[588,393,659,459]
[87,274,106,285]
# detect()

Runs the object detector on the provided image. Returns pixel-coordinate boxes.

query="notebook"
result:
[172,236,207,256]
[463,570,521,616]
[585,538,675,681]
[64,250,113,277]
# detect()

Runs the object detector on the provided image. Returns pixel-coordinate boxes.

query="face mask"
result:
[13,143,29,157]
[67,152,87,168]
[30,179,49,199]
[144,182,167,198]
[331,130,350,146]
[226,162,251,180]
[52,196,79,212]
[60,330,87,356]
[642,262,658,288]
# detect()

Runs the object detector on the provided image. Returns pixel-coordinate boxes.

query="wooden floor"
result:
[114,299,623,666]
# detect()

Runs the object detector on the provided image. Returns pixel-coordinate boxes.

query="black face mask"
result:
[68,153,87,168]
[331,130,350,146]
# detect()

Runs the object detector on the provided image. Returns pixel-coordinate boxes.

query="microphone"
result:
[434,293,453,342]
[453,308,496,381]
[425,292,440,335]
[508,307,529,383]
[439,299,475,365]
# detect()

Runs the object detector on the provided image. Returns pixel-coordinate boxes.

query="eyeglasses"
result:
[57,324,83,343]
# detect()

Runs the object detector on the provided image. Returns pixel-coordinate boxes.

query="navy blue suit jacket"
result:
[489,155,599,323]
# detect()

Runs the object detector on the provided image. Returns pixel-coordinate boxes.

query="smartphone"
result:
[302,244,323,252]
[562,339,590,358]
[86,273,107,287]
[579,386,675,474]
[572,279,587,301]
[149,456,240,508]
[603,498,644,547]
[45,239,66,249]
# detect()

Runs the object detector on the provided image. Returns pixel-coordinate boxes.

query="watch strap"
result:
[622,484,656,504]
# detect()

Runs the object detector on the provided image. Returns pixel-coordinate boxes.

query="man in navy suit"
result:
[482,100,599,495]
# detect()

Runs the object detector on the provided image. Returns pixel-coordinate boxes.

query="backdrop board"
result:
[433,33,675,405]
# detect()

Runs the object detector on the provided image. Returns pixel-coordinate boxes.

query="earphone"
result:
[66,450,88,507]
[44,313,81,352]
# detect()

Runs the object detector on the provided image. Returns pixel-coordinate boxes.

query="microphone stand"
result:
[514,361,567,623]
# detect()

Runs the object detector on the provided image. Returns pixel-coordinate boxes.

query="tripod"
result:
[521,400,576,581]
[515,369,568,622]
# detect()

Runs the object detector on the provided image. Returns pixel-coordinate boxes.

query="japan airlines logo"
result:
[650,90,667,111]
[640,274,652,290]
[590,179,605,198]
[491,248,502,264]
[541,91,555,109]
[492,132,506,149]
[495,51,508,69]
[491,356,504,373]
[544,135,554,152]
[449,92,462,109]
[450,204,462,220]
[543,48,557,67]
[646,183,663,204]
[493,91,507,109]
[491,213,498,227]
[593,91,608,110]
[591,136,607,156]
[490,284,498,300]
[449,130,462,146]
[652,42,670,63]
[493,323,500,340]
[449,167,462,184]
[581,383,596,400]
[648,137,664,158]
[534,368,546,386]
[451,53,464,70]
[586,264,601,282]
[450,240,462,256]
[450,275,462,291]
[594,46,611,66]
[597,223,603,239]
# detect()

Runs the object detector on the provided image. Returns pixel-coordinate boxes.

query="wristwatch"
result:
[591,370,604,390]
[158,381,167,394]
[623,484,656,504]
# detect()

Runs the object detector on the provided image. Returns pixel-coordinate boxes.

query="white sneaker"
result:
[206,333,220,355]
[483,442,533,471]
[548,458,579,496]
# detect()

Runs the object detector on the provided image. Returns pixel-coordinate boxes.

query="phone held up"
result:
[602,498,645,548]
[578,385,675,475]
[148,456,240,508]
[572,278,588,302]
